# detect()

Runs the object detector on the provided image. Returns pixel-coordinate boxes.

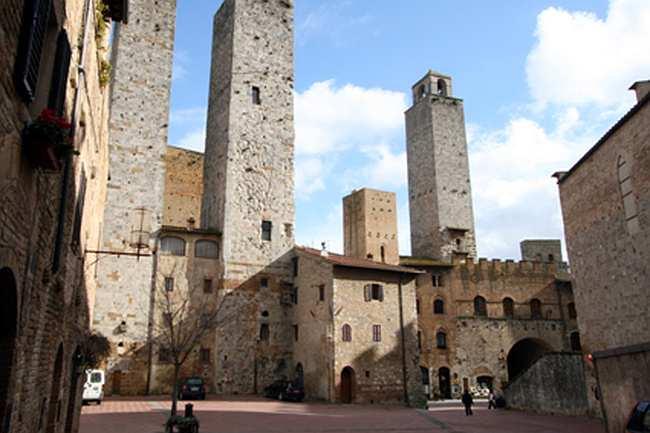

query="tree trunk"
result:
[171,364,180,416]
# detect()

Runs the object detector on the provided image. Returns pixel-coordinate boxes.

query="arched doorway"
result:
[295,363,304,388]
[340,366,355,404]
[46,344,64,433]
[507,338,551,380]
[476,375,493,392]
[64,347,83,432]
[438,367,451,399]
[0,268,18,432]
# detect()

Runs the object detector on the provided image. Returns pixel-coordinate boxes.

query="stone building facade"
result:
[405,71,477,261]
[163,146,203,228]
[555,81,650,433]
[0,0,124,431]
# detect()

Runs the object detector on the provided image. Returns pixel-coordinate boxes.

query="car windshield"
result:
[187,378,203,385]
[90,372,102,383]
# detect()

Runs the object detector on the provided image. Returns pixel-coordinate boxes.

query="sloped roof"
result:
[296,246,423,274]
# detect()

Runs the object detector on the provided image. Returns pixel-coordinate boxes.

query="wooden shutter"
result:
[48,30,72,115]
[363,284,371,302]
[378,285,384,302]
[15,0,52,102]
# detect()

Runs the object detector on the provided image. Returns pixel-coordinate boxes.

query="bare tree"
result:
[151,276,229,416]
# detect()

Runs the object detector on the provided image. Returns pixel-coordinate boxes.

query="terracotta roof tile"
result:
[295,246,423,274]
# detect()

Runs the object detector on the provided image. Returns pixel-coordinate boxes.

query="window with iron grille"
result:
[372,325,381,342]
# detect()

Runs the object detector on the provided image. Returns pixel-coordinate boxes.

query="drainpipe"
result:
[397,274,410,406]
[145,237,159,395]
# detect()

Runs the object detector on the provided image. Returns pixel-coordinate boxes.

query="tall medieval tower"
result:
[202,0,295,394]
[405,71,477,260]
[93,0,177,393]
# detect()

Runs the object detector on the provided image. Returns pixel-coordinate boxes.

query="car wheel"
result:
[97,400,102,405]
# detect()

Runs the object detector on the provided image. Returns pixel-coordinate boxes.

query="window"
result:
[259,324,270,342]
[261,220,272,241]
[364,284,384,302]
[71,168,87,248]
[292,257,298,276]
[567,302,577,319]
[380,246,386,263]
[503,297,514,318]
[203,279,213,294]
[252,86,261,105]
[260,277,269,289]
[434,299,445,315]
[474,296,487,317]
[48,30,72,115]
[195,240,219,258]
[618,156,640,234]
[570,332,582,351]
[436,331,447,349]
[164,277,174,292]
[291,287,298,304]
[199,348,210,363]
[548,254,555,262]
[160,237,186,256]
[318,284,325,302]
[372,325,381,342]
[530,299,542,319]
[293,324,299,342]
[437,78,447,97]
[416,299,420,314]
[432,274,442,287]
[417,331,422,350]
[342,324,352,342]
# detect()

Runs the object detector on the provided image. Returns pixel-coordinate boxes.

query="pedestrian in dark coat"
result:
[461,390,474,416]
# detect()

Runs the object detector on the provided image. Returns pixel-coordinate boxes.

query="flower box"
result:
[23,137,62,171]
[22,109,76,171]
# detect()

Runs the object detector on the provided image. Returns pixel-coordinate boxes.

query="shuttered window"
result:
[71,168,87,248]
[15,0,52,102]
[372,325,381,342]
[48,30,71,115]
[160,237,185,256]
[364,284,384,302]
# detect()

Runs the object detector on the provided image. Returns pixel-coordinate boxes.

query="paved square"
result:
[79,397,605,433]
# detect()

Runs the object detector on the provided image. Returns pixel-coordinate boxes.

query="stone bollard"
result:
[184,403,193,418]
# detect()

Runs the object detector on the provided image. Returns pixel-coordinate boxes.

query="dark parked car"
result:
[178,377,206,400]
[626,401,650,433]
[263,379,305,402]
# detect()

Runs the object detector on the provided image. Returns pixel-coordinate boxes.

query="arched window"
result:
[436,330,447,349]
[567,302,577,319]
[342,324,352,342]
[160,236,185,256]
[570,331,582,351]
[433,299,444,315]
[474,296,487,317]
[618,155,640,234]
[530,299,542,319]
[195,240,219,258]
[437,78,448,96]
[503,297,514,318]
[418,84,427,100]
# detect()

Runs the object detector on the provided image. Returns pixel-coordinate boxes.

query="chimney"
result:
[629,80,650,103]
[320,242,329,257]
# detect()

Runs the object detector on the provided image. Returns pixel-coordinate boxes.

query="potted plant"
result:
[22,109,77,170]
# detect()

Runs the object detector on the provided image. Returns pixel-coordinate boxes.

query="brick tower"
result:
[343,188,399,265]
[202,0,295,394]
[405,71,477,260]
[93,0,177,394]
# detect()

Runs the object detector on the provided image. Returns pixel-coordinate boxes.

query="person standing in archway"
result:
[462,390,474,416]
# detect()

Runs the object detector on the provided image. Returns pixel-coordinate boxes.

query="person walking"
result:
[461,390,474,416]
[487,390,496,409]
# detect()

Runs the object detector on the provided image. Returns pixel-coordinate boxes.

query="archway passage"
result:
[438,367,451,399]
[46,344,64,433]
[0,268,18,431]
[340,367,355,404]
[507,338,552,380]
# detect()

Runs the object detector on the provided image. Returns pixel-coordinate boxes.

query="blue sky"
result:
[168,0,650,259]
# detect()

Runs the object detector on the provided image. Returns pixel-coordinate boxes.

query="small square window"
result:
[260,277,269,289]
[203,279,213,294]
[252,86,261,105]
[262,220,272,241]
[164,277,174,292]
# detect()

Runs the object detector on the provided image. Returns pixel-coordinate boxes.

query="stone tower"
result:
[202,0,295,394]
[202,0,295,281]
[343,188,399,265]
[93,0,177,394]
[405,71,477,260]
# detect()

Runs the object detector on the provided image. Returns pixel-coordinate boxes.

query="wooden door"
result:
[112,371,122,395]
[340,367,355,404]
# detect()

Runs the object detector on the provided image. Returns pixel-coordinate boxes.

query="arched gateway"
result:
[507,338,552,379]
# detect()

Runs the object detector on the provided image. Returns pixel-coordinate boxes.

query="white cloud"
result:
[171,129,205,153]
[295,157,326,197]
[526,0,650,109]
[172,50,190,82]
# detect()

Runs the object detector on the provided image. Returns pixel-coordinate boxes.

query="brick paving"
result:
[79,397,605,433]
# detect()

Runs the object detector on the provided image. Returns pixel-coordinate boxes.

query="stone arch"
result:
[433,298,444,314]
[340,366,355,404]
[437,78,448,96]
[0,267,18,430]
[474,296,487,317]
[507,338,552,380]
[46,343,65,433]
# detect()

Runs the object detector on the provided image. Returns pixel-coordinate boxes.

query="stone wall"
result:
[343,188,399,265]
[519,239,563,263]
[557,91,650,433]
[163,146,203,228]
[405,71,476,260]
[0,0,111,431]
[504,353,589,416]
[93,0,177,396]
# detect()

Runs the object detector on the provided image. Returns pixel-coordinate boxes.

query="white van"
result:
[82,369,105,405]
